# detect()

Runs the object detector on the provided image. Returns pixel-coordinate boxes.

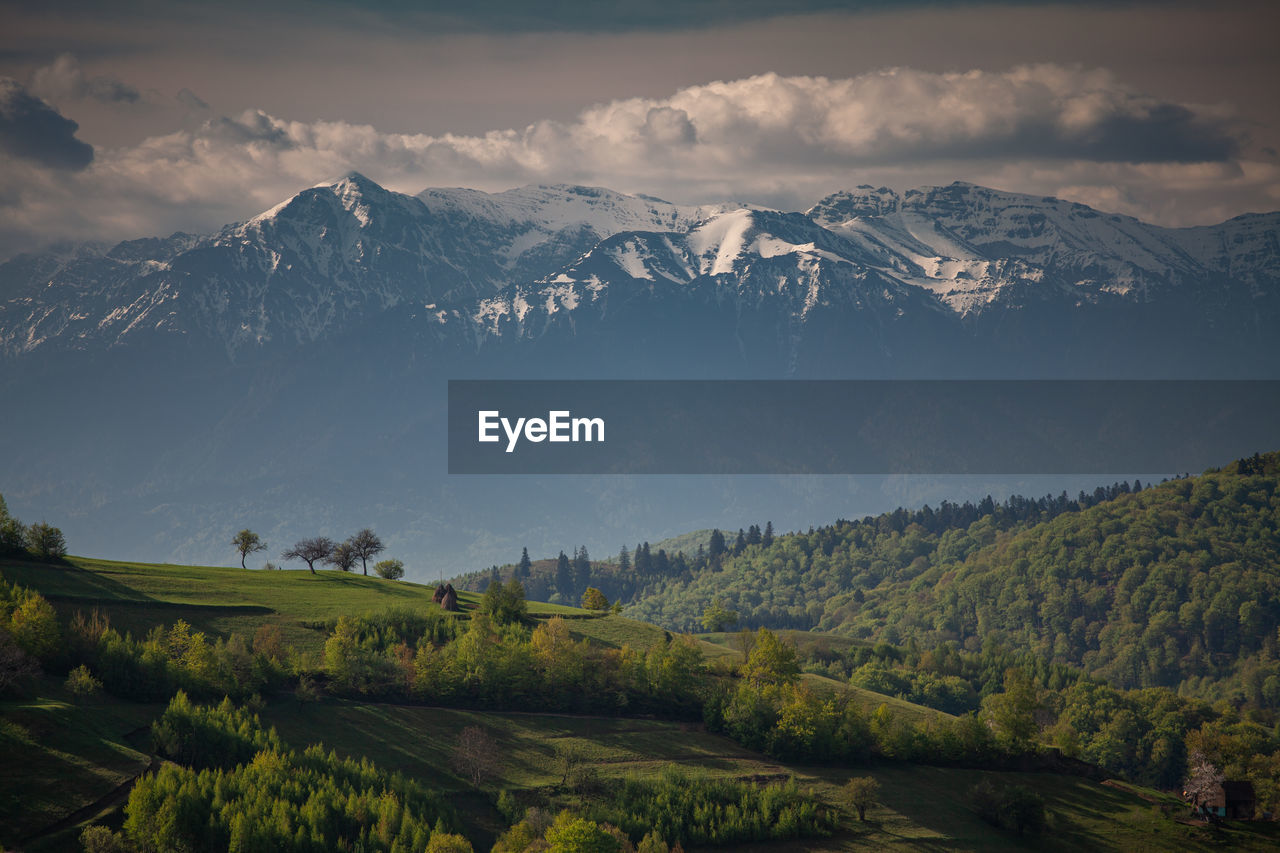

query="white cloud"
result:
[0,64,1272,257]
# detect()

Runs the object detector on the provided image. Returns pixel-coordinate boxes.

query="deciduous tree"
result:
[480,579,527,624]
[231,529,266,569]
[374,558,405,580]
[0,629,36,694]
[700,598,738,632]
[66,664,103,699]
[743,628,799,686]
[25,521,66,560]
[281,537,334,574]
[348,528,385,576]
[326,541,358,572]
[843,776,880,821]
[451,725,500,787]
[1184,749,1225,811]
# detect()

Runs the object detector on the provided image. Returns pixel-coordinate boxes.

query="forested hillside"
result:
[454,481,1146,612]
[585,455,1279,705]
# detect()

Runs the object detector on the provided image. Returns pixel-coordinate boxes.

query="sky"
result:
[0,0,1277,258]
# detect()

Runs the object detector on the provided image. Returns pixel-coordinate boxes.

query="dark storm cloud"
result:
[871,103,1240,165]
[0,0,1041,35]
[0,78,93,169]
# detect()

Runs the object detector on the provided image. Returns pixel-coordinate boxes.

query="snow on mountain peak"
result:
[687,209,759,275]
[807,186,901,225]
[2,177,1276,362]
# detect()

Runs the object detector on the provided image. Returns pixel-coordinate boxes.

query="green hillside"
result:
[0,679,158,847]
[622,454,1280,704]
[262,700,1280,852]
[6,470,1280,853]
[1,555,582,655]
[651,529,717,557]
[9,680,1276,852]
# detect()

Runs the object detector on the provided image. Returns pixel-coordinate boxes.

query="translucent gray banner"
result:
[447,380,1280,474]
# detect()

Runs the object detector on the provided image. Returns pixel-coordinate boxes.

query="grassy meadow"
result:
[2,554,587,656]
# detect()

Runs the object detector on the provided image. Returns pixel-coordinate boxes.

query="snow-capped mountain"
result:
[0,173,731,359]
[810,182,1280,315]
[462,207,961,374]
[433,183,1278,375]
[2,174,1276,367]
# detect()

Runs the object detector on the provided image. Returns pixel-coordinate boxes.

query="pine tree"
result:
[573,546,591,598]
[518,547,532,579]
[708,529,726,558]
[618,545,631,573]
[555,551,572,598]
[762,521,774,547]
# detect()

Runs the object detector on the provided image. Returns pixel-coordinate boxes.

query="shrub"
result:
[374,558,405,580]
[66,664,103,698]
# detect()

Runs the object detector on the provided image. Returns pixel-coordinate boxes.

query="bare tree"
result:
[231,529,267,569]
[281,537,334,574]
[326,541,358,572]
[451,725,500,787]
[348,528,385,576]
[554,742,587,788]
[1184,750,1225,812]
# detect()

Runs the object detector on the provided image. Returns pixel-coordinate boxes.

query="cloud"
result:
[0,78,94,170]
[100,65,1241,187]
[0,64,1270,258]
[28,54,142,105]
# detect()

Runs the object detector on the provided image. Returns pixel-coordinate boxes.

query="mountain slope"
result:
[0,175,724,360]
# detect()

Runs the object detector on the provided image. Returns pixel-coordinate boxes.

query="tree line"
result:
[233,527,405,578]
[0,493,67,561]
[454,480,1153,615]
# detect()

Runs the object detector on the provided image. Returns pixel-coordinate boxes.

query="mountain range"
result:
[0,174,1276,573]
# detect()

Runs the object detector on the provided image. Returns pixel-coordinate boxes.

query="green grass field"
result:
[0,677,161,851]
[1,555,596,656]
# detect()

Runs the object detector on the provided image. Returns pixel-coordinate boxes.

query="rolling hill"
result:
[619,453,1280,704]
